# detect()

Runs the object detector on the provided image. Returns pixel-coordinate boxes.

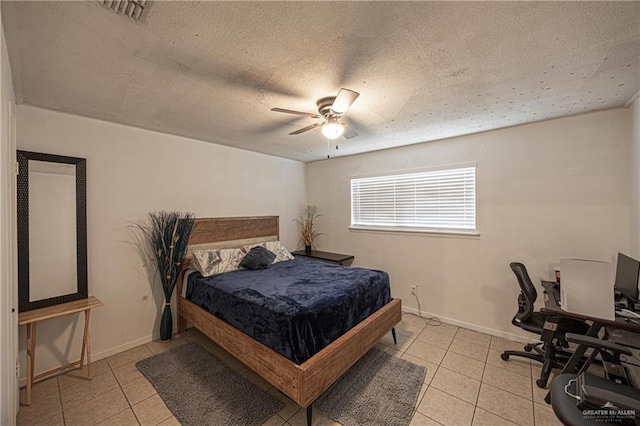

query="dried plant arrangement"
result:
[294,205,326,253]
[133,211,195,341]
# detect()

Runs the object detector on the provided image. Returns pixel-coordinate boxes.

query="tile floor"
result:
[16,314,565,426]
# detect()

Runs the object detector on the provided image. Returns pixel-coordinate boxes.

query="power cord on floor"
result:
[411,289,441,327]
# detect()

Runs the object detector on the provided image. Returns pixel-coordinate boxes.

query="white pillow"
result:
[192,248,244,277]
[264,241,294,263]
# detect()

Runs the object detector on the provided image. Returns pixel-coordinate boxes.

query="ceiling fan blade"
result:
[342,125,359,140]
[331,88,360,115]
[271,108,321,118]
[289,122,323,135]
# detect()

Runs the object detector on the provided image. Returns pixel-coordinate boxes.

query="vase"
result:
[305,244,312,254]
[160,303,172,341]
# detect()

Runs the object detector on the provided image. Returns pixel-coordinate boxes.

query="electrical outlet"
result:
[411,285,418,295]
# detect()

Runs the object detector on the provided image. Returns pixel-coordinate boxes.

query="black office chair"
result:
[550,334,639,426]
[501,262,590,388]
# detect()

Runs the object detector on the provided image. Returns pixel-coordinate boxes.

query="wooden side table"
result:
[18,295,103,405]
[291,250,354,266]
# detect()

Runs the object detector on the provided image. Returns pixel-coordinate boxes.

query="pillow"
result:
[191,249,221,277]
[192,248,244,277]
[264,241,295,263]
[239,246,276,270]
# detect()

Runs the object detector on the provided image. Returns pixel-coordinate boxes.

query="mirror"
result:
[17,151,87,312]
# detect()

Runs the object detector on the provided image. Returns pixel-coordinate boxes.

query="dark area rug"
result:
[138,342,426,426]
[316,348,426,426]
[136,342,284,426]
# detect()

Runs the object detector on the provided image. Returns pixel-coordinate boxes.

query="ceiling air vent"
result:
[101,0,151,23]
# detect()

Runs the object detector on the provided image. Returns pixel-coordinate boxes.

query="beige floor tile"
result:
[410,411,443,425]
[262,414,287,426]
[430,367,481,404]
[482,364,532,400]
[440,351,485,381]
[57,359,111,390]
[423,322,459,338]
[375,342,402,357]
[106,345,153,370]
[417,383,428,407]
[417,387,475,426]
[379,331,415,352]
[401,353,438,385]
[97,408,140,425]
[198,339,231,360]
[416,329,455,350]
[112,361,143,386]
[157,416,182,426]
[476,383,533,426]
[64,387,129,426]
[132,394,173,426]
[243,370,273,391]
[288,408,340,426]
[489,336,530,353]
[448,338,490,363]
[32,412,65,426]
[179,329,215,349]
[122,376,157,405]
[396,317,426,338]
[145,336,189,355]
[60,370,119,411]
[471,407,518,426]
[268,388,301,421]
[534,403,563,426]
[402,313,428,328]
[455,329,491,347]
[486,349,531,378]
[405,340,447,365]
[17,379,62,426]
[221,355,250,375]
[531,366,555,405]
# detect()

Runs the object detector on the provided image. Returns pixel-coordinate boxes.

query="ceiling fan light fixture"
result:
[321,118,344,139]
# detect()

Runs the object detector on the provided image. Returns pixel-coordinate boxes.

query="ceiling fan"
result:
[271,88,360,140]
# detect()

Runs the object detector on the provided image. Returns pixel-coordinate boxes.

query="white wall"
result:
[630,96,640,258]
[15,105,306,381]
[307,109,631,339]
[0,13,17,425]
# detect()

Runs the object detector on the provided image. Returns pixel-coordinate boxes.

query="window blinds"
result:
[351,166,476,232]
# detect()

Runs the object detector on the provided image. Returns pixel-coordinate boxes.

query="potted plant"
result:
[134,211,195,341]
[294,205,325,254]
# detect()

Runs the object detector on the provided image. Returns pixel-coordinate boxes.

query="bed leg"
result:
[391,327,397,345]
[306,404,313,426]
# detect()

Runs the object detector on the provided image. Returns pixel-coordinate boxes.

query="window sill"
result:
[348,226,480,239]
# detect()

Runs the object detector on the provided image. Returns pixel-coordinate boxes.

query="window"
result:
[350,166,476,233]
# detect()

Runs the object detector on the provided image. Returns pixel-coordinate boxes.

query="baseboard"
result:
[18,329,167,386]
[401,306,538,344]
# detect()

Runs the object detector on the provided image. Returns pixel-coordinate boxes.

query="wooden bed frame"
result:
[176,216,401,424]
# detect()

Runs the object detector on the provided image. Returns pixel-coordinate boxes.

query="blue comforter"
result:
[186,257,391,364]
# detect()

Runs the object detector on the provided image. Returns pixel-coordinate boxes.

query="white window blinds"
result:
[351,166,476,232]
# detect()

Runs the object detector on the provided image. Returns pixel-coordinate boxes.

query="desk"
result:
[540,285,640,402]
[291,250,354,266]
[18,296,103,405]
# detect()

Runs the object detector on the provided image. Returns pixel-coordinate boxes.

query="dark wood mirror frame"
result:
[17,150,88,312]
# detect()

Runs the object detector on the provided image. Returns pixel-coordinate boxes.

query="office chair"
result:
[501,262,590,388]
[550,334,639,426]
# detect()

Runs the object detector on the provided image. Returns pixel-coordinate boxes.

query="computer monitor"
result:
[614,252,640,304]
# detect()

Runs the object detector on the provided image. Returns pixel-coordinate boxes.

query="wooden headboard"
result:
[188,216,279,246]
[177,216,279,297]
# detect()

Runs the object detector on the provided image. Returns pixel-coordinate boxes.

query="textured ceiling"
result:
[2,1,639,162]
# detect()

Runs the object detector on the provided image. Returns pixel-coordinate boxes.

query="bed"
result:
[176,216,402,425]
